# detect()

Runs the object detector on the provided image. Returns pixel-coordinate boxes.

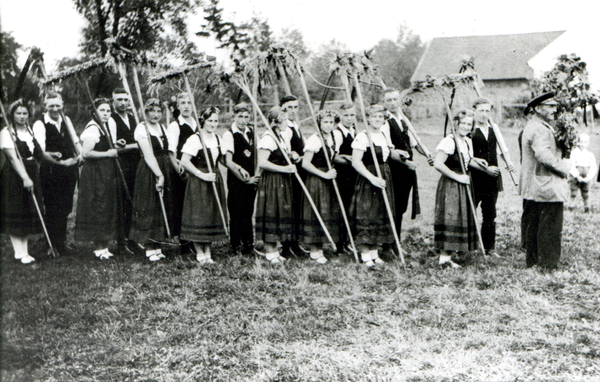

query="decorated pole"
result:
[437,90,487,258]
[290,55,360,263]
[232,72,337,249]
[349,68,405,267]
[0,101,58,257]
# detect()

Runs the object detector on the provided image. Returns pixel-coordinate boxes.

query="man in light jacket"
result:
[520,92,571,270]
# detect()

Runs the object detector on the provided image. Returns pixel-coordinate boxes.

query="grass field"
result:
[2,119,600,381]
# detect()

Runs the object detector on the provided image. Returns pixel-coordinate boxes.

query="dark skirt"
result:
[170,170,187,237]
[300,172,340,245]
[0,159,43,236]
[75,158,119,242]
[434,175,477,252]
[350,163,396,245]
[255,170,295,243]
[129,154,175,244]
[180,171,228,242]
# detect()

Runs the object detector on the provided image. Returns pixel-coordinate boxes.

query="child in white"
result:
[569,133,597,212]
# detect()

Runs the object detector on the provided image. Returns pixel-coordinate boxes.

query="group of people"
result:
[0,87,593,270]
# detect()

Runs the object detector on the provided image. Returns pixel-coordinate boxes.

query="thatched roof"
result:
[411,31,565,83]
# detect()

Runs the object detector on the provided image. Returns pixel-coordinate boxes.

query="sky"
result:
[0,0,598,74]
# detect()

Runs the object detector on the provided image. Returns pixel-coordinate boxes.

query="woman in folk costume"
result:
[75,98,120,260]
[300,110,342,264]
[254,106,297,264]
[0,100,43,264]
[130,99,176,262]
[433,109,487,268]
[350,104,399,267]
[222,103,259,256]
[180,106,228,264]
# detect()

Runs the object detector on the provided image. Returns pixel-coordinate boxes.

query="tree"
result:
[74,0,202,58]
[197,0,250,59]
[370,23,424,90]
[0,32,22,103]
[533,53,599,158]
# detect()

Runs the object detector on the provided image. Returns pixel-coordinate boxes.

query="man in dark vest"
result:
[332,103,357,254]
[108,88,141,255]
[222,103,259,256]
[382,88,434,253]
[32,92,81,256]
[279,95,309,257]
[470,98,514,255]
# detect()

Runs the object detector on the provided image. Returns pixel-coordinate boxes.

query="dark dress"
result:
[0,128,43,237]
[300,135,340,245]
[180,134,228,242]
[75,123,119,243]
[129,125,176,244]
[433,138,477,252]
[350,137,396,245]
[255,134,295,243]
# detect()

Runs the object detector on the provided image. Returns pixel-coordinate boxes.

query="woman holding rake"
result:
[0,100,43,264]
[75,98,120,260]
[433,110,488,268]
[300,110,342,264]
[254,106,297,264]
[130,99,175,262]
[350,104,399,267]
[179,106,228,264]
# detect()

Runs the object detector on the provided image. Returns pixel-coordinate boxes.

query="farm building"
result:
[408,31,565,123]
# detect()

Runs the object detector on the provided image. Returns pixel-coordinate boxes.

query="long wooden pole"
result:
[275,58,292,96]
[252,70,260,174]
[294,61,360,263]
[181,73,229,236]
[75,73,132,203]
[350,70,405,267]
[130,66,174,239]
[234,75,337,249]
[0,102,58,257]
[438,90,486,258]
[470,74,518,186]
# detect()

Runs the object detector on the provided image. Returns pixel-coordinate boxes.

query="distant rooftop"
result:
[411,31,566,83]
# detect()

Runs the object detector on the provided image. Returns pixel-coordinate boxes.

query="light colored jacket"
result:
[519,115,570,202]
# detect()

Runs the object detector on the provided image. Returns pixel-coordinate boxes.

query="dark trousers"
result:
[474,189,498,250]
[391,165,416,234]
[227,178,256,252]
[40,163,78,251]
[521,199,563,269]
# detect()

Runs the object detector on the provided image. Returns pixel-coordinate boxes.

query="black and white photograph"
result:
[1,0,599,380]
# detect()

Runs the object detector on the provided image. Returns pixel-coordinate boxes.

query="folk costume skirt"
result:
[75,158,119,243]
[434,175,477,252]
[350,163,396,245]
[180,171,228,242]
[130,154,175,244]
[300,171,340,245]
[255,171,295,243]
[0,159,43,237]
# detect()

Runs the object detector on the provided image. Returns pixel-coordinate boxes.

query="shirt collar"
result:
[178,114,197,129]
[337,123,354,137]
[44,113,62,127]
[231,121,250,135]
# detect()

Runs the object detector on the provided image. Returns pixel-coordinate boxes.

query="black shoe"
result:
[118,244,135,256]
[291,243,310,257]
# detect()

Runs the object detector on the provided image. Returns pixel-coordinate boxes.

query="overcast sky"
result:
[0,0,597,71]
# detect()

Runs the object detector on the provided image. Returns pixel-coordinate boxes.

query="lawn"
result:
[2,119,600,381]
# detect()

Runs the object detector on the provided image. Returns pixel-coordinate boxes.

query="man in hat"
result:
[520,92,571,270]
